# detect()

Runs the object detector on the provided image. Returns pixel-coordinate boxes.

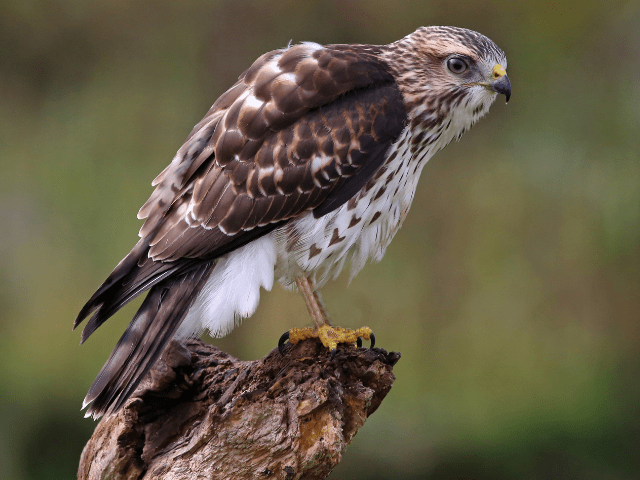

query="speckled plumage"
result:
[76,26,510,418]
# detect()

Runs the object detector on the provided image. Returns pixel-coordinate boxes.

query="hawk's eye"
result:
[447,57,468,74]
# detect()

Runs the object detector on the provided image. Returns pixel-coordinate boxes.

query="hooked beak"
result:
[490,64,511,103]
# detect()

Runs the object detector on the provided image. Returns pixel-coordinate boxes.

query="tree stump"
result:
[78,338,400,479]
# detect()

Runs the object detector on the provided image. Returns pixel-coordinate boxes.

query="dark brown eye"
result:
[447,57,468,74]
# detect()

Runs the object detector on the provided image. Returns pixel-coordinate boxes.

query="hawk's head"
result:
[383,26,510,146]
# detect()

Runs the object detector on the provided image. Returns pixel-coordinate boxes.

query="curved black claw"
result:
[278,331,290,356]
[330,348,338,360]
[356,332,376,349]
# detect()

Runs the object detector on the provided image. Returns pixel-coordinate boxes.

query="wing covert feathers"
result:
[76,41,407,345]
[136,43,407,264]
[77,41,409,418]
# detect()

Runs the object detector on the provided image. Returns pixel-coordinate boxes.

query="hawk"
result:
[75,26,511,419]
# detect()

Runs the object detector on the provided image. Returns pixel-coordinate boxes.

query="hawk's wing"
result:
[76,43,407,339]
[141,44,407,261]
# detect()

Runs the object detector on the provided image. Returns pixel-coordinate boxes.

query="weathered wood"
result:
[78,337,400,480]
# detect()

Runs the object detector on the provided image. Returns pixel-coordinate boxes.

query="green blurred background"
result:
[1,0,639,478]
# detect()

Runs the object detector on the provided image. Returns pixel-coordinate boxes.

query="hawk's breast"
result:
[274,125,434,288]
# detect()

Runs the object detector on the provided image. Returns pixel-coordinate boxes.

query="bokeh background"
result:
[1,0,639,478]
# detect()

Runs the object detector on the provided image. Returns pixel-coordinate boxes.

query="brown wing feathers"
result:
[128,45,402,263]
[76,44,406,339]
[146,85,408,261]
[75,42,407,417]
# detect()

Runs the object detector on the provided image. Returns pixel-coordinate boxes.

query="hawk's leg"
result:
[278,275,375,356]
[295,275,329,329]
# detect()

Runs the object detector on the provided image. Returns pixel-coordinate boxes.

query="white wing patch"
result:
[243,93,265,111]
[300,41,323,51]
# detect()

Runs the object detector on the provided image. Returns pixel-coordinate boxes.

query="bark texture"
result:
[78,338,400,480]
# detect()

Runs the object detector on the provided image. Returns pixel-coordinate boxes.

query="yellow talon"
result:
[287,324,373,351]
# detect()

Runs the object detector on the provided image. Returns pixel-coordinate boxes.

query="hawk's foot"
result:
[278,324,375,357]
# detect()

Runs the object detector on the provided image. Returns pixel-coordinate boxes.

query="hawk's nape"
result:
[76,26,509,419]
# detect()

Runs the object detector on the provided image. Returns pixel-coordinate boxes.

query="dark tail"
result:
[74,238,201,343]
[82,261,214,419]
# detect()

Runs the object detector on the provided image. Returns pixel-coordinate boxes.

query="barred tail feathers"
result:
[83,261,215,419]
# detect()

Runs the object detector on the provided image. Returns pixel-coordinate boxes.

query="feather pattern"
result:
[83,262,214,419]
[176,235,277,340]
[76,26,509,418]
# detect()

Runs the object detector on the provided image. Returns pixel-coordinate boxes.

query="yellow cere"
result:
[492,64,507,79]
